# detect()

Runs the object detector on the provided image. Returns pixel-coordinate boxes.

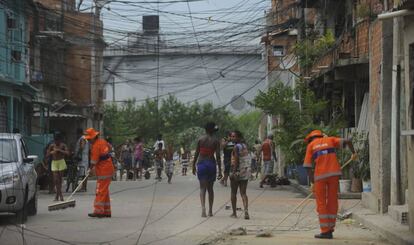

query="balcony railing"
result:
[308,19,370,76]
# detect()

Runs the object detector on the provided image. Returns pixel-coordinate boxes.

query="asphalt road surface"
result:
[0,172,391,245]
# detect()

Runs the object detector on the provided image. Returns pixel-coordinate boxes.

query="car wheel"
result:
[28,190,38,216]
[15,190,28,223]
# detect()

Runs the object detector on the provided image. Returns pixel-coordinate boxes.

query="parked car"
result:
[0,133,38,223]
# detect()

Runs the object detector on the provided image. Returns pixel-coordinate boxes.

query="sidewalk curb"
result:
[352,208,414,245]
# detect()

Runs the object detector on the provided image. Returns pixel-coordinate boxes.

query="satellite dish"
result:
[279,54,297,70]
[231,95,246,111]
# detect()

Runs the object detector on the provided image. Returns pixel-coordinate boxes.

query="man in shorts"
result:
[181,146,191,176]
[260,134,276,188]
[164,144,174,184]
[46,133,70,201]
[154,143,165,180]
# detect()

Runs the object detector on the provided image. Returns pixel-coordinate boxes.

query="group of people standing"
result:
[221,132,278,189]
[118,134,189,184]
[119,137,144,181]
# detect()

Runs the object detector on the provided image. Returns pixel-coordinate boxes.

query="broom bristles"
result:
[48,200,76,211]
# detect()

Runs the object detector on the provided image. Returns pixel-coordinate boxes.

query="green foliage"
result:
[294,30,336,68]
[103,95,238,148]
[356,3,371,19]
[253,81,344,166]
[176,127,204,150]
[233,110,262,147]
[350,131,370,180]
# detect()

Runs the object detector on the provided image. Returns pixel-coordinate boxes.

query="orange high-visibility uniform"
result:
[303,136,342,233]
[90,138,114,215]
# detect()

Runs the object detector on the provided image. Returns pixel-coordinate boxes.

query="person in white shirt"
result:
[153,134,165,150]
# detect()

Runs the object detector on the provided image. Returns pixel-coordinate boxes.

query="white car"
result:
[0,133,38,223]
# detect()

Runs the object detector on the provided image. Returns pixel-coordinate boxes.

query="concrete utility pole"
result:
[156,3,160,135]
[391,15,402,206]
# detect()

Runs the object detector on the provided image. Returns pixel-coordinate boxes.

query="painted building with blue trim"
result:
[0,0,37,135]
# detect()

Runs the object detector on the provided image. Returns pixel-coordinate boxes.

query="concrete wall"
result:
[103,53,265,113]
[366,19,393,213]
[402,15,414,233]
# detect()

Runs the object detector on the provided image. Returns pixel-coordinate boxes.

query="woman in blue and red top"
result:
[192,122,223,217]
[304,130,357,239]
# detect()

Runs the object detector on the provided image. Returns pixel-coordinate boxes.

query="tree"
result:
[233,110,262,147]
[253,81,342,166]
[103,95,237,148]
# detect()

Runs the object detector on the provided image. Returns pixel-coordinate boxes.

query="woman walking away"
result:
[165,144,175,184]
[192,122,222,217]
[134,137,144,180]
[46,133,70,201]
[229,131,251,219]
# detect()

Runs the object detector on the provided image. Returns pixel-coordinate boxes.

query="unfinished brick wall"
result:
[267,35,298,73]
[63,12,103,106]
[34,0,75,11]
[309,19,371,76]
[271,0,300,29]
[65,46,91,105]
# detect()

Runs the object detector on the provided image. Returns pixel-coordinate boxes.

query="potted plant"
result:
[359,137,371,192]
[349,132,368,192]
[356,2,371,22]
[350,133,370,192]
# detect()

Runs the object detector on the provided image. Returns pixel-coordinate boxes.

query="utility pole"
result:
[156,3,160,135]
[112,76,115,103]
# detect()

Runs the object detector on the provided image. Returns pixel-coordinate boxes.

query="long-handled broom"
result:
[272,157,354,231]
[48,172,90,211]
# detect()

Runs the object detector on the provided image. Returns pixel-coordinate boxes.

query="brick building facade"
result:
[264,0,414,235]
[28,0,105,148]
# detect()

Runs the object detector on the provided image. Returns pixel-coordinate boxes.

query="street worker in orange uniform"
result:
[84,128,114,218]
[303,130,357,239]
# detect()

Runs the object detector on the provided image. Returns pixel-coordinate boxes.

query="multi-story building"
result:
[264,0,414,237]
[0,0,37,135]
[28,0,105,147]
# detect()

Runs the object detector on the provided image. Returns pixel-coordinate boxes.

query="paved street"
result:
[0,173,391,245]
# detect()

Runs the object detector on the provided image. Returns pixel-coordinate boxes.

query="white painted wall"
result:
[103,53,266,113]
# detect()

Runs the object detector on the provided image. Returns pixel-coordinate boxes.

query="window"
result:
[7,16,16,29]
[0,139,18,163]
[20,139,28,159]
[11,50,21,62]
[272,45,285,56]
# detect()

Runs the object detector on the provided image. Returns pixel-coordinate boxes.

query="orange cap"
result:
[84,128,99,140]
[304,130,323,143]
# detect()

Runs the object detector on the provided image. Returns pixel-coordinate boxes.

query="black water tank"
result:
[143,15,159,34]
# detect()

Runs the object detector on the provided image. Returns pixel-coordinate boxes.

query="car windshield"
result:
[0,139,18,163]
